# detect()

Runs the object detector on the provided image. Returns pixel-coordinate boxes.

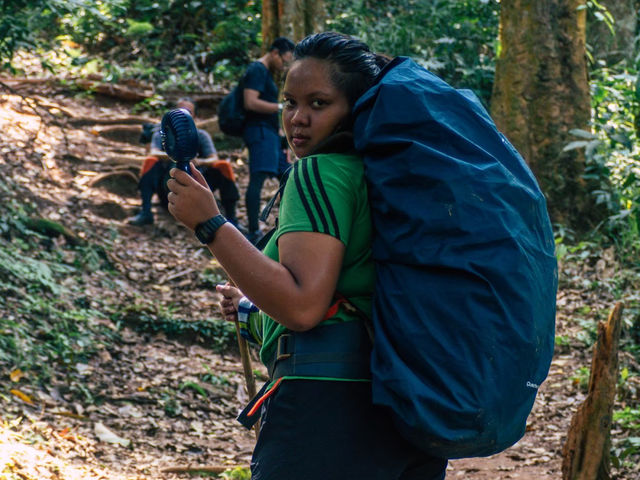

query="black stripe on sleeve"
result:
[302,158,330,234]
[311,158,341,239]
[293,160,319,232]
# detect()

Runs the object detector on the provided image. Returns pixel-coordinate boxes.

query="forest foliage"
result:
[1,1,499,98]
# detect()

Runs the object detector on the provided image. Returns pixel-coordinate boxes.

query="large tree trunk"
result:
[281,0,325,42]
[262,0,280,50]
[262,0,324,49]
[491,0,602,230]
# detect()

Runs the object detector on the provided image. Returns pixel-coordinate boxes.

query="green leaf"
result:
[568,129,598,139]
[620,367,629,382]
[180,381,208,398]
[563,140,590,152]
[626,437,640,447]
[622,173,637,189]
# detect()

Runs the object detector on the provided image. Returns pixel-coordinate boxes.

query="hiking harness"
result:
[237,298,373,429]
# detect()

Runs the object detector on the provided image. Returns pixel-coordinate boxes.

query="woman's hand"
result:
[167,163,220,230]
[216,283,243,322]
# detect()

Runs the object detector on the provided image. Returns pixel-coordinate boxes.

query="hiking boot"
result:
[128,211,154,226]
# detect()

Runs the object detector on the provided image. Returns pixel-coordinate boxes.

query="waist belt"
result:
[266,320,372,380]
[237,321,372,430]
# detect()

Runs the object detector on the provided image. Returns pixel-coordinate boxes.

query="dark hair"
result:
[293,32,390,109]
[269,37,295,54]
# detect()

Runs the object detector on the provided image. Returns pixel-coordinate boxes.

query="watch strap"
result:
[195,214,227,244]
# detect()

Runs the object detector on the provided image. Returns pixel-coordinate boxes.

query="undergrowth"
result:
[0,194,116,384]
[111,302,237,353]
[0,178,235,392]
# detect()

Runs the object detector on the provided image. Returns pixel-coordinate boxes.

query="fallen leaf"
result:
[94,422,131,447]
[118,403,143,418]
[75,363,91,375]
[98,349,112,363]
[191,420,204,434]
[10,369,24,382]
[10,388,34,404]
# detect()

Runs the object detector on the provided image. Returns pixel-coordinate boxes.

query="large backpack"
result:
[352,57,557,459]
[217,79,246,137]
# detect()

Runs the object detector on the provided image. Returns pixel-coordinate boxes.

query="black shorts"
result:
[250,379,447,480]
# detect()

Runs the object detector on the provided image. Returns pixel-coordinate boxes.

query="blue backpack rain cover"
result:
[352,57,557,459]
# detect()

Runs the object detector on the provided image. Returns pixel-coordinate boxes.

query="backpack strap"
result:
[253,166,293,250]
[259,168,291,223]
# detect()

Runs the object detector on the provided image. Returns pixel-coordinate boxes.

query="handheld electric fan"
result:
[160,108,199,175]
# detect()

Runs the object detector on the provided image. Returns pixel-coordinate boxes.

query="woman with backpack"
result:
[166,32,448,479]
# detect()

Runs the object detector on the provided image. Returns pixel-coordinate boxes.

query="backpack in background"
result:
[218,79,245,137]
[352,57,557,459]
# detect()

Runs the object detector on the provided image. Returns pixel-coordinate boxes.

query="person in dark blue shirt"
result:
[242,37,295,244]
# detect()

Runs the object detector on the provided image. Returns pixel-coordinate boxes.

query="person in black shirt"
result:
[242,37,295,244]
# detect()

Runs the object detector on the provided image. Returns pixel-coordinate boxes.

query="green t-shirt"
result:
[259,152,375,367]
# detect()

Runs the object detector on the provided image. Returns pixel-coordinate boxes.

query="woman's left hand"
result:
[167,163,220,230]
[216,283,243,322]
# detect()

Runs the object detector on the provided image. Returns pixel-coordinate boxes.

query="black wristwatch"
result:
[194,214,227,244]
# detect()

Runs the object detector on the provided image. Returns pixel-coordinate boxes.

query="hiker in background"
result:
[128,98,239,227]
[241,37,295,244]
[166,32,447,479]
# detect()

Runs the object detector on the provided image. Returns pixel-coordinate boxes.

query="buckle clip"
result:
[276,334,292,361]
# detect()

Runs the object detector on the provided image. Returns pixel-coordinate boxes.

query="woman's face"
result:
[282,58,350,159]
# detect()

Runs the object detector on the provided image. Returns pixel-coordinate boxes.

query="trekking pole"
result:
[228,280,260,439]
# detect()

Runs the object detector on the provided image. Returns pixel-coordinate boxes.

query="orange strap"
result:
[140,156,159,176]
[209,159,235,182]
[323,296,348,321]
[141,157,235,182]
[247,377,283,417]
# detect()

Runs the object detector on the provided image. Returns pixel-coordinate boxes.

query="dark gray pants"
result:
[250,379,448,480]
